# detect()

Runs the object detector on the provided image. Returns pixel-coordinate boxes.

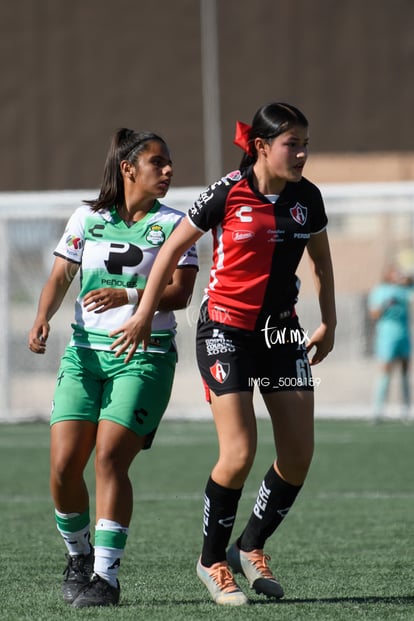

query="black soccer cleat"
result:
[71,573,120,608]
[61,547,94,604]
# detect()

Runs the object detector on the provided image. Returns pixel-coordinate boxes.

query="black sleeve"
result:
[307,182,328,233]
[187,177,233,232]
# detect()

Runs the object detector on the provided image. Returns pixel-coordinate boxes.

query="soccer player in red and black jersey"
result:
[111,103,337,606]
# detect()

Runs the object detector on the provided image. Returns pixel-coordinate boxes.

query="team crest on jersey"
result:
[290,203,307,225]
[146,224,165,245]
[209,360,230,384]
[65,235,83,251]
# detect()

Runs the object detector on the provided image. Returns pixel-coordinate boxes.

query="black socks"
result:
[238,465,302,551]
[200,466,302,565]
[201,477,242,567]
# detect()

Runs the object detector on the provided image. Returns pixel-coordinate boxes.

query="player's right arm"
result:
[28,256,80,354]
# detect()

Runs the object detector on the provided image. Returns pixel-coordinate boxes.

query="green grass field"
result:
[1,418,413,620]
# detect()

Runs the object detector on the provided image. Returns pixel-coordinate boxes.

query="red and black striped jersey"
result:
[187,167,328,331]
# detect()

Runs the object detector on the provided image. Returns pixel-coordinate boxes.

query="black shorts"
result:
[196,301,314,400]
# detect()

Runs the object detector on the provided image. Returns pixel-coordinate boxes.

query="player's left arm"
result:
[305,229,337,365]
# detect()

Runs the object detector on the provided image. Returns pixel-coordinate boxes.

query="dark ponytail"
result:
[84,128,166,212]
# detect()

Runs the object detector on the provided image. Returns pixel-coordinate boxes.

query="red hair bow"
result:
[233,121,253,155]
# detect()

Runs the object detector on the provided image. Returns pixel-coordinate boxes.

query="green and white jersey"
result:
[54,201,198,351]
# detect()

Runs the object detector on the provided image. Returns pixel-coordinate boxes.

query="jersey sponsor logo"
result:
[236,205,253,222]
[225,170,242,182]
[206,329,236,355]
[290,203,308,225]
[65,235,83,250]
[104,243,143,275]
[209,360,230,383]
[267,228,283,243]
[232,229,255,242]
[146,224,165,246]
[189,204,202,219]
[193,189,214,211]
[101,277,138,287]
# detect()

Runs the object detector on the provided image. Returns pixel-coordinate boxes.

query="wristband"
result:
[125,288,139,305]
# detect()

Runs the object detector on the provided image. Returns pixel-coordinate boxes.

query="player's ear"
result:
[254,137,267,156]
[120,160,135,180]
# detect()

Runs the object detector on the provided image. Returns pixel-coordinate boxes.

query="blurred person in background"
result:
[28,128,198,608]
[109,102,336,606]
[368,264,413,422]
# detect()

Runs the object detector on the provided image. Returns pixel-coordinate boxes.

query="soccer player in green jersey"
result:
[28,128,198,607]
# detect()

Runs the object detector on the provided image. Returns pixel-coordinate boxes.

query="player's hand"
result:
[306,323,335,365]
[109,315,152,363]
[83,288,128,313]
[28,321,50,354]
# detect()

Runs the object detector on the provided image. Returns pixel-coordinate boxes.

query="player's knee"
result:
[216,447,255,486]
[95,449,117,477]
[95,444,131,479]
[278,452,313,485]
[51,457,83,488]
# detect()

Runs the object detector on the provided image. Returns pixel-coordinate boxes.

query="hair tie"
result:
[233,121,253,155]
